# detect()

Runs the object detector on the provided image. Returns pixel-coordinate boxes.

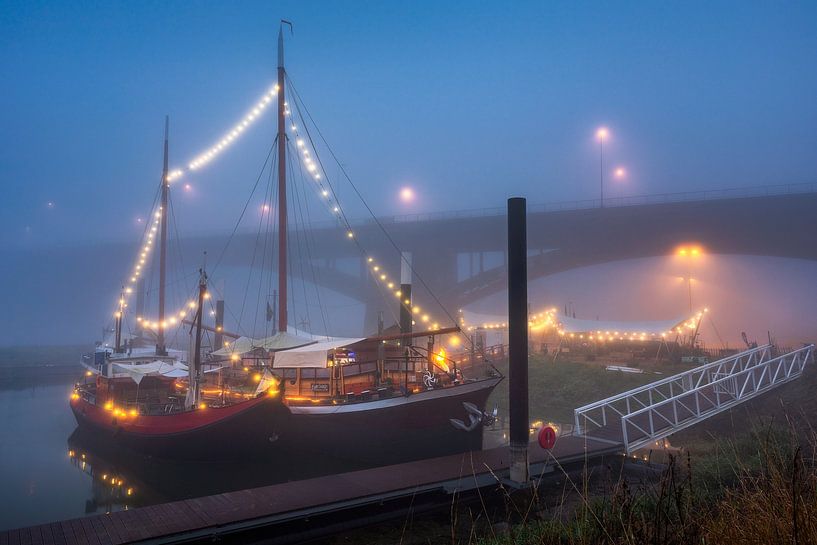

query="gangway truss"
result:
[574,344,814,453]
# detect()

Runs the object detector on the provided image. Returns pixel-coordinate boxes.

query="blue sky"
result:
[2,0,816,248]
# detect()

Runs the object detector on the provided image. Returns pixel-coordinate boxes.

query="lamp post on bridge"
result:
[596,127,609,208]
[676,245,703,313]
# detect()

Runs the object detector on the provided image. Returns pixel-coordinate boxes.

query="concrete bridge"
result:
[4,183,815,344]
[191,182,817,329]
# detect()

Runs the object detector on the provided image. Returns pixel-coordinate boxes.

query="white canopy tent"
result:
[272,337,365,369]
[211,332,316,357]
[112,360,190,384]
[558,315,691,336]
[113,360,222,384]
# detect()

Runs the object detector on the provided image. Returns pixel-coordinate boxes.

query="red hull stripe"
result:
[70,396,274,437]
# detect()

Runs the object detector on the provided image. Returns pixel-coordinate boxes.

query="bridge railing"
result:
[321,181,817,228]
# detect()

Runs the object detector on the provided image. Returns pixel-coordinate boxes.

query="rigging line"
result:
[141,270,199,297]
[263,172,280,339]
[288,80,492,363]
[285,82,407,330]
[168,188,188,305]
[289,139,330,335]
[252,155,276,339]
[209,142,276,279]
[241,143,276,335]
[166,191,189,347]
[288,142,316,336]
[288,101,401,329]
[116,182,163,331]
[238,143,277,338]
[209,144,280,342]
[708,315,726,349]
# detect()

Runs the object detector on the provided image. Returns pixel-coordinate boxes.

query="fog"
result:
[467,255,817,348]
[1,2,816,349]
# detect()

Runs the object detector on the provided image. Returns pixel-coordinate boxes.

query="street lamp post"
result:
[676,245,703,313]
[614,167,626,202]
[683,275,693,313]
[596,127,609,208]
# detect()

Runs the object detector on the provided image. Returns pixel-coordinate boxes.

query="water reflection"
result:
[66,443,137,514]
[64,427,372,510]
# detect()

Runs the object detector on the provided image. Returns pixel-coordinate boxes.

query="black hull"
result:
[71,377,501,464]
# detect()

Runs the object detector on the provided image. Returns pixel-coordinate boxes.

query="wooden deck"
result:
[1,435,623,544]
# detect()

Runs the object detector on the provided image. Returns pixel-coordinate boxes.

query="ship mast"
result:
[192,267,207,408]
[276,23,288,333]
[157,116,170,355]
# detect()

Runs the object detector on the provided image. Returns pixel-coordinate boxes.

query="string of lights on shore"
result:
[284,106,444,331]
[457,308,709,343]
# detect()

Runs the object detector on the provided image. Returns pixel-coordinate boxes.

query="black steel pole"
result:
[214,298,225,350]
[507,197,529,484]
[399,252,413,346]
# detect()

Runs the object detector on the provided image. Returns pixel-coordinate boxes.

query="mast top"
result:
[278,20,292,69]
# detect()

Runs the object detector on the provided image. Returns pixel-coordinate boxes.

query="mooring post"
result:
[507,197,529,484]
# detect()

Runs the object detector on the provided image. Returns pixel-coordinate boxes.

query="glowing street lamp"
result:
[399,186,415,204]
[596,127,609,208]
[675,244,704,312]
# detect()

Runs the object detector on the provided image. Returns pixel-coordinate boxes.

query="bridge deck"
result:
[1,435,621,545]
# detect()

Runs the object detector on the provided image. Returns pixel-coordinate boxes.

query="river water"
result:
[0,347,517,532]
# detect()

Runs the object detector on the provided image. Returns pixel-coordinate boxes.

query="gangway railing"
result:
[574,344,814,453]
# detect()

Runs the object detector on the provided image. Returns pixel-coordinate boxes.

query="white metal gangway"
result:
[574,344,814,453]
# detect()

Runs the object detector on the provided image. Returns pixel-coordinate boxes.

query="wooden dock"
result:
[1,434,623,545]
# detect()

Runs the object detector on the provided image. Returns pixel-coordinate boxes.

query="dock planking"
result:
[2,434,622,545]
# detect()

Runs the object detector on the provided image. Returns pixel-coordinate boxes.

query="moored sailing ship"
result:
[70,22,502,463]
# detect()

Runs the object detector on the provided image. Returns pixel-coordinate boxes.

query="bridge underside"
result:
[243,192,817,331]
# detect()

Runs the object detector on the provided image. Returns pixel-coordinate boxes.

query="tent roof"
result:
[113,360,189,383]
[558,315,691,335]
[212,332,316,356]
[273,337,366,368]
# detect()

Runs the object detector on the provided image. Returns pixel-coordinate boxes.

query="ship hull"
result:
[70,395,292,460]
[70,377,502,463]
[281,377,502,464]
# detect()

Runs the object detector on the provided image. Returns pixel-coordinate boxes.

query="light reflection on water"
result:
[0,378,89,530]
[0,368,369,531]
[0,363,507,531]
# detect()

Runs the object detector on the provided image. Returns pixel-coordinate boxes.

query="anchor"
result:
[449,402,497,432]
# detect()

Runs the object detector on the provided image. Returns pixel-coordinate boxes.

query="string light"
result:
[188,85,279,172]
[285,108,448,332]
